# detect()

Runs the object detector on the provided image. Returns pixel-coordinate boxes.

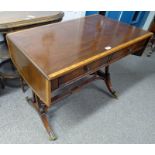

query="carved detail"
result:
[26,92,57,141]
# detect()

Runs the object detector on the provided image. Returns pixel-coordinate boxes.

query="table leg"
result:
[104,66,118,98]
[97,66,118,98]
[20,77,28,92]
[26,92,57,141]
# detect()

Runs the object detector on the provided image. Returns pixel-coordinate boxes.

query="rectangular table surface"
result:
[7,15,152,80]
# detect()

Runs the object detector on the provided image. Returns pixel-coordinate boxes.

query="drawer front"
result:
[51,79,59,90]
[130,40,146,52]
[51,39,148,90]
[59,67,86,85]
[58,55,109,86]
[109,48,130,64]
[88,55,109,71]
[109,39,147,63]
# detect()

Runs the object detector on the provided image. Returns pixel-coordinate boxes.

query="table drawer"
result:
[130,40,146,52]
[87,55,109,71]
[51,39,148,90]
[58,55,109,86]
[109,39,147,63]
[109,48,130,64]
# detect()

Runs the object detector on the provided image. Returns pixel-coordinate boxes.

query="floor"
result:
[0,48,155,144]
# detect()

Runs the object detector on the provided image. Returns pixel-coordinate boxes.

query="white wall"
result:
[62,11,86,21]
[143,11,155,30]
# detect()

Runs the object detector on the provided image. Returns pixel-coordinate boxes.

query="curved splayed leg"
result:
[26,92,57,141]
[104,66,118,99]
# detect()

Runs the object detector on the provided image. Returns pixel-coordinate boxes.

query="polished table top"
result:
[0,11,64,31]
[7,15,152,80]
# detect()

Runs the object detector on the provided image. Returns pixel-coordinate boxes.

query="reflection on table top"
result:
[7,15,152,79]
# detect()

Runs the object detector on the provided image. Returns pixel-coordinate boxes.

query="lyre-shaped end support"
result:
[26,92,57,141]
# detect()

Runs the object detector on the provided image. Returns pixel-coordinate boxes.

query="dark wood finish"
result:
[132,37,151,56]
[7,15,153,140]
[149,16,155,33]
[7,15,152,79]
[98,67,117,98]
[52,66,118,103]
[7,41,51,106]
[148,16,155,55]
[52,75,100,103]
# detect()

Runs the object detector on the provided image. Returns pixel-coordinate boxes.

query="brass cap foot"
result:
[112,92,118,99]
[49,132,57,141]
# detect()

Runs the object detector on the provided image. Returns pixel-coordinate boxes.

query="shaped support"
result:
[96,66,118,98]
[26,92,57,141]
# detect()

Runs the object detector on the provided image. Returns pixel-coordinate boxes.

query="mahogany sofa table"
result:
[7,15,153,140]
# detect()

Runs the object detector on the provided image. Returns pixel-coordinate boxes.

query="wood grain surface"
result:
[7,15,153,80]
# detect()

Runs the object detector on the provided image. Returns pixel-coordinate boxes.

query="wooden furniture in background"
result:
[0,11,64,88]
[0,11,64,34]
[7,15,153,140]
